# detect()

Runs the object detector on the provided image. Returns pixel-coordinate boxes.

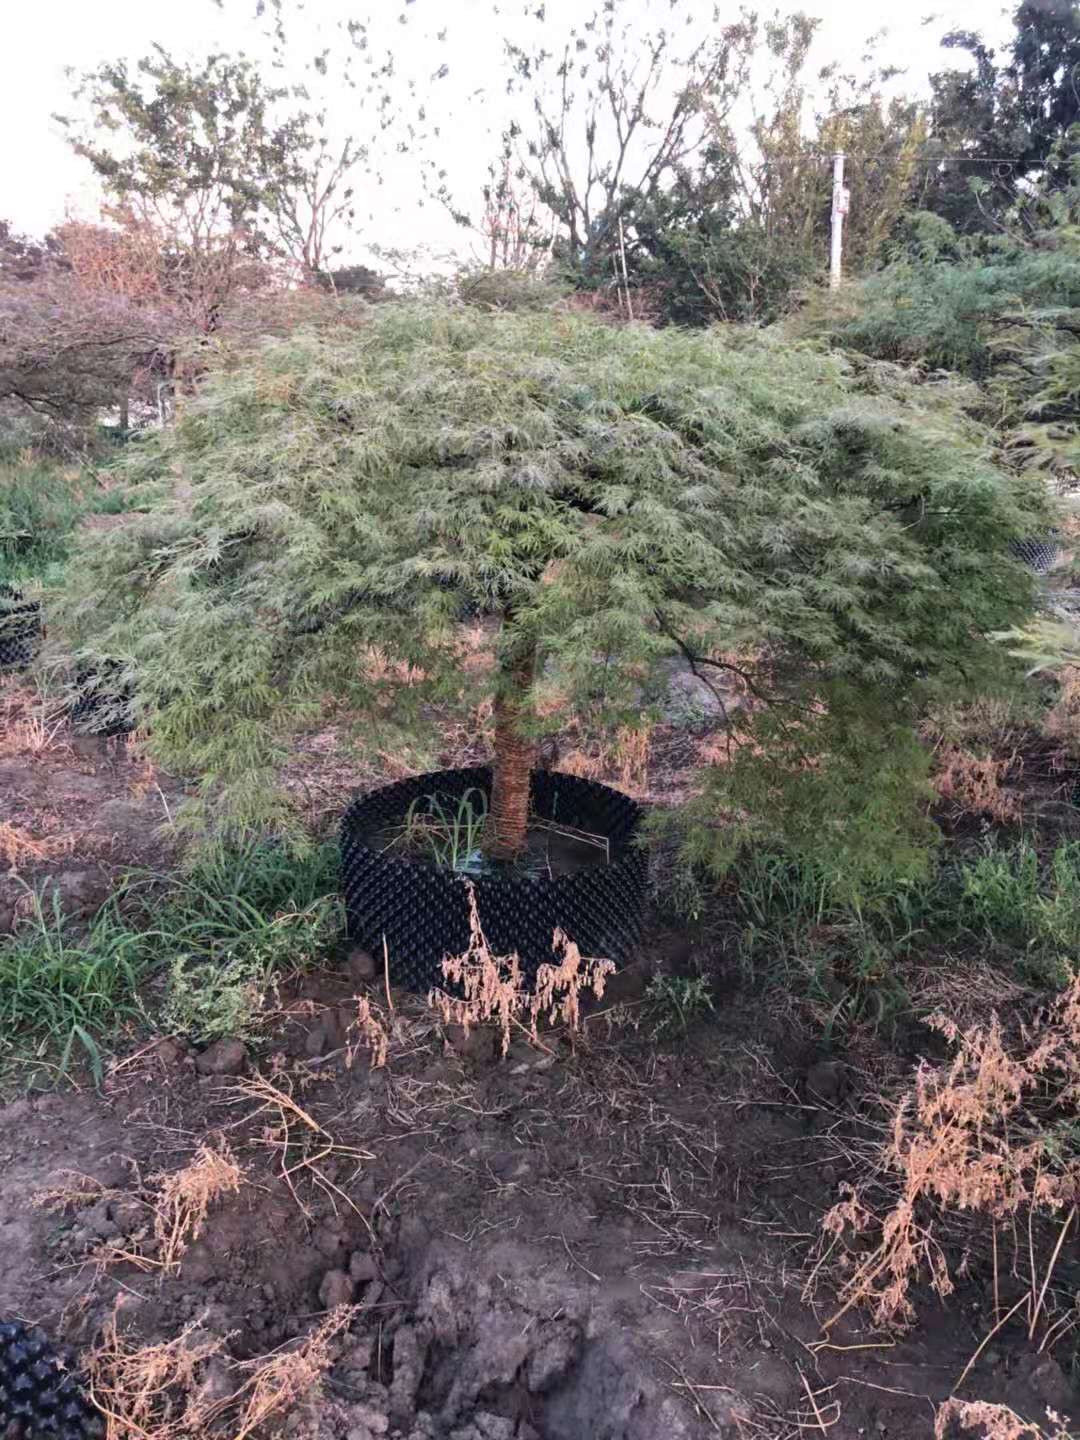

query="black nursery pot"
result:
[340,766,648,992]
[0,584,42,670]
[1009,531,1061,574]
[0,1320,103,1438]
[70,661,136,737]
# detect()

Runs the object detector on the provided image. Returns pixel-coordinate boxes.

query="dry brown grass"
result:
[932,746,1022,823]
[88,1311,227,1440]
[1043,667,1080,751]
[0,819,52,869]
[0,680,66,758]
[87,1302,354,1440]
[350,995,390,1069]
[152,1140,245,1272]
[935,1398,1073,1440]
[220,1070,375,1224]
[223,1307,355,1440]
[430,883,615,1056]
[558,722,653,797]
[822,979,1080,1358]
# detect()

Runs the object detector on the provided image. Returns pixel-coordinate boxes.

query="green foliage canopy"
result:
[59,302,1045,833]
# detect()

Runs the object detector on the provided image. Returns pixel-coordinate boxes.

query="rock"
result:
[345,1402,389,1436]
[151,1037,188,1066]
[319,1269,355,1310]
[313,1217,348,1261]
[657,657,734,726]
[1020,1355,1074,1413]
[349,1250,379,1285]
[526,1320,582,1393]
[0,905,14,936]
[358,1281,385,1315]
[341,1336,374,1375]
[194,1039,248,1076]
[43,868,108,920]
[305,1011,347,1058]
[389,1325,428,1424]
[348,947,378,986]
[458,1417,516,1440]
[804,1059,848,1105]
[109,1199,145,1237]
[83,1199,119,1241]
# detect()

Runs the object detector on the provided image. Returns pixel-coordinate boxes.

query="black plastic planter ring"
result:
[70,661,136,738]
[0,1320,103,1438]
[341,766,648,992]
[0,584,42,670]
[1009,532,1061,574]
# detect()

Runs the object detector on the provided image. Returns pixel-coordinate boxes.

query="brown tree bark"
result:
[486,642,537,861]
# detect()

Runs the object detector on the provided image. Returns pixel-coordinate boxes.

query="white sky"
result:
[1,0,1013,268]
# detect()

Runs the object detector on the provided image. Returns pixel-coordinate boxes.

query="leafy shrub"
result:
[831,242,1080,379]
[57,301,1045,868]
[161,951,276,1044]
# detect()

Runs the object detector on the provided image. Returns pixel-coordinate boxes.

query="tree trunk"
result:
[118,394,129,437]
[486,643,537,862]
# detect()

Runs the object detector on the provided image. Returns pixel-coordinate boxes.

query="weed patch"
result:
[1,839,341,1085]
[823,977,1080,1371]
[0,454,129,587]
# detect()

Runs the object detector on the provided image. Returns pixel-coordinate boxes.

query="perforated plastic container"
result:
[341,766,648,992]
[0,584,42,669]
[1009,533,1061,574]
[0,1321,103,1438]
[70,661,136,737]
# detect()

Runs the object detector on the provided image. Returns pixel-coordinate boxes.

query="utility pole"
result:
[830,151,848,290]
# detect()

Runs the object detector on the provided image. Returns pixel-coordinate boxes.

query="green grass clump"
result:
[0,837,341,1089]
[0,892,153,1086]
[151,839,341,1043]
[0,454,130,587]
[689,834,1080,1043]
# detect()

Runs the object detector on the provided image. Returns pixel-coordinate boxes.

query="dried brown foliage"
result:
[152,1141,245,1272]
[86,1302,353,1440]
[224,1307,354,1440]
[558,722,653,798]
[350,996,389,1069]
[823,980,1080,1335]
[430,883,614,1056]
[1043,667,1080,752]
[88,1310,228,1440]
[0,820,52,870]
[933,746,1022,823]
[935,1398,1073,1440]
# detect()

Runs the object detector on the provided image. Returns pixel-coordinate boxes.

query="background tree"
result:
[478,0,759,282]
[59,303,1044,874]
[57,43,379,283]
[920,0,1080,234]
[628,22,926,324]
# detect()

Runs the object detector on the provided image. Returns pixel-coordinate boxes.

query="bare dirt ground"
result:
[0,681,1076,1439]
